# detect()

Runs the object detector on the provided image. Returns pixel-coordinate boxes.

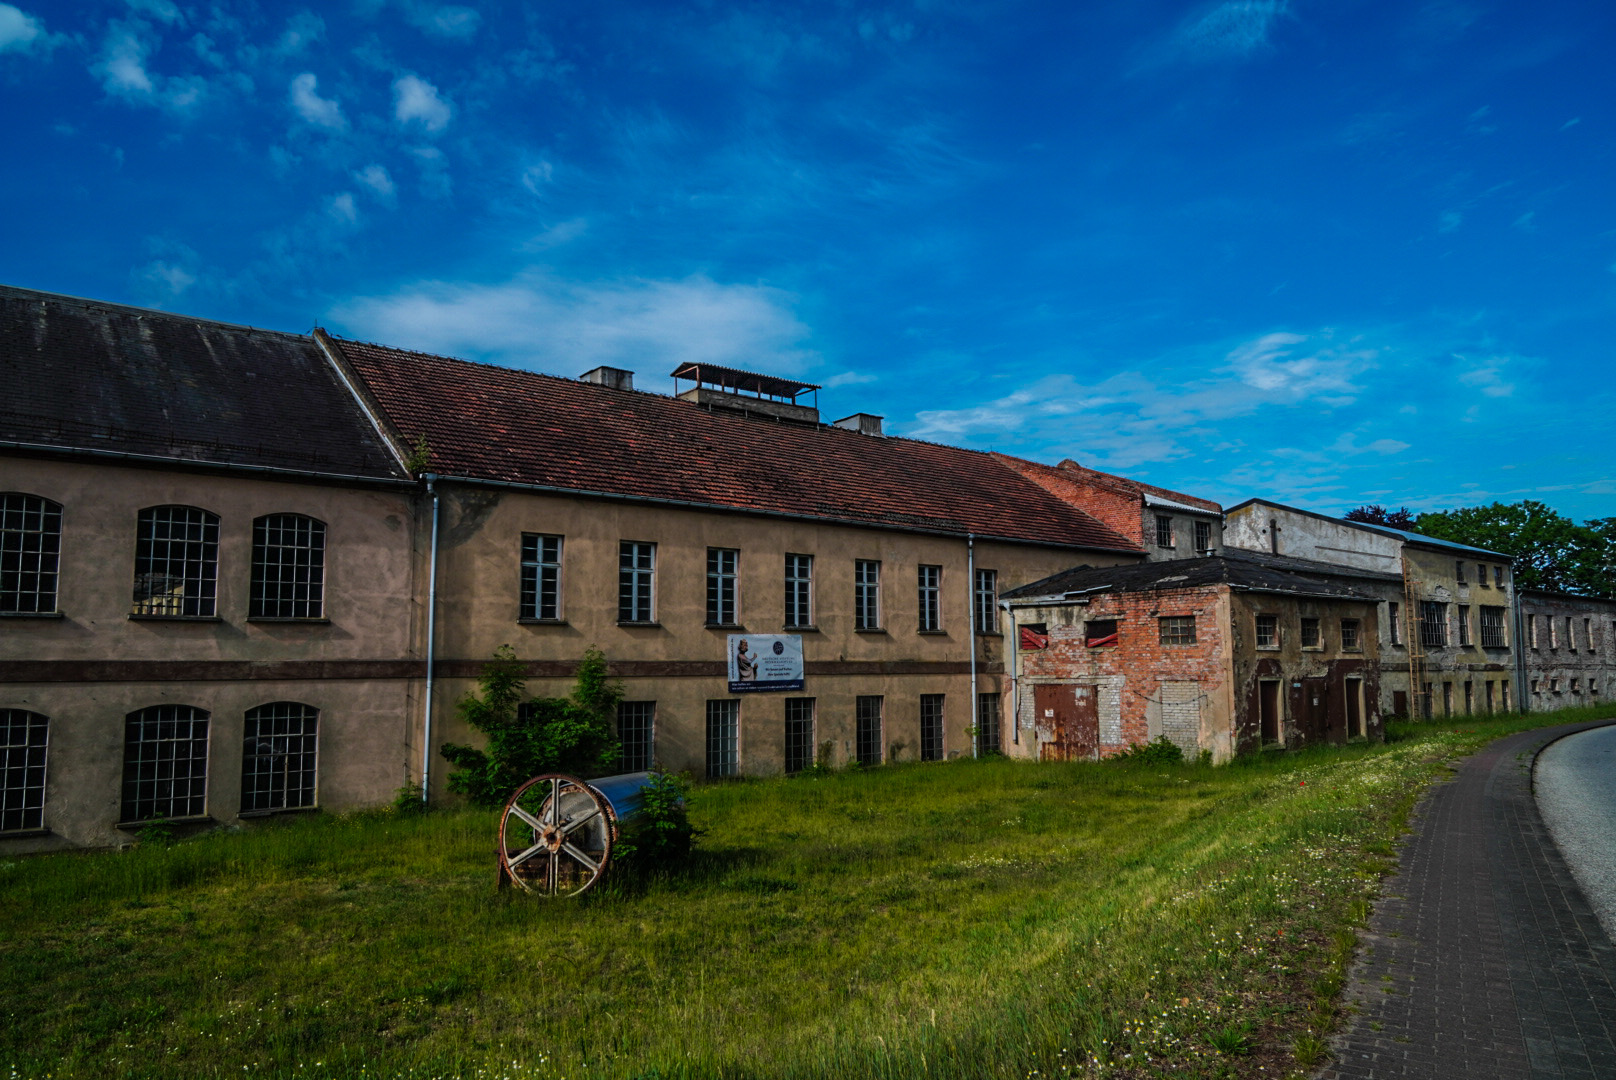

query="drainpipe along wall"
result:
[968,532,978,757]
[422,475,441,803]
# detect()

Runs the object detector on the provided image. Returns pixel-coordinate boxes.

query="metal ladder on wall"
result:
[1402,554,1429,719]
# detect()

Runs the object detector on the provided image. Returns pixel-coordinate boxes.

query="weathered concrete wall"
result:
[1383,546,1518,717]
[1521,592,1616,711]
[1225,502,1402,572]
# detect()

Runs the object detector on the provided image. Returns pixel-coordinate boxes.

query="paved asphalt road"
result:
[1537,724,1616,944]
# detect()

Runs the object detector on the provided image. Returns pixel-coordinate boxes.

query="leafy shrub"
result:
[1112,735,1185,765]
[613,771,699,879]
[440,645,622,807]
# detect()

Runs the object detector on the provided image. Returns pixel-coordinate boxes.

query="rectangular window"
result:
[1389,602,1402,645]
[0,493,62,615]
[1341,618,1361,650]
[1443,682,1454,715]
[1531,679,1539,695]
[0,709,49,832]
[784,554,813,628]
[1255,614,1278,647]
[1478,563,1491,588]
[1529,614,1539,649]
[1159,615,1196,645]
[1085,619,1119,647]
[1481,607,1507,649]
[1457,605,1472,646]
[854,560,881,630]
[1495,565,1506,587]
[250,514,326,619]
[784,698,815,774]
[1194,519,1212,553]
[1501,682,1511,710]
[133,505,219,617]
[1486,681,1496,712]
[917,565,942,632]
[705,700,738,779]
[976,693,1001,754]
[1567,617,1576,651]
[122,705,209,822]
[920,694,945,761]
[973,568,998,633]
[1572,678,1582,693]
[618,541,655,623]
[1464,682,1474,712]
[1155,515,1174,548]
[1551,678,1561,694]
[1455,560,1466,584]
[240,702,318,813]
[707,548,739,626]
[617,701,655,772]
[1584,618,1593,651]
[855,695,883,765]
[1301,617,1321,649]
[1551,618,1561,648]
[1420,601,1448,648]
[520,534,563,621]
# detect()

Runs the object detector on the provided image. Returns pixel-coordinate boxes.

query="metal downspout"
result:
[422,476,441,804]
[1001,599,1018,745]
[968,533,978,758]
[1511,578,1528,713]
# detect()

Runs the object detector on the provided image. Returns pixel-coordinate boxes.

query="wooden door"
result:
[1304,677,1330,741]
[1345,678,1364,738]
[1259,680,1281,745]
[1035,683,1099,761]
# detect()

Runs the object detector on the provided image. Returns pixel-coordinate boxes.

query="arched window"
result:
[133,506,219,617]
[250,514,326,619]
[122,705,209,822]
[0,709,49,832]
[1,493,63,615]
[241,702,319,813]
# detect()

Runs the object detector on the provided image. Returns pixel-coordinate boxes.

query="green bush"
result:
[613,771,700,879]
[1112,734,1185,765]
[440,645,622,807]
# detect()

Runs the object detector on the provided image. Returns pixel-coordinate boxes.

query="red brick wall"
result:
[995,455,1147,547]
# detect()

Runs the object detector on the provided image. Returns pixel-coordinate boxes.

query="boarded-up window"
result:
[1085,619,1119,648]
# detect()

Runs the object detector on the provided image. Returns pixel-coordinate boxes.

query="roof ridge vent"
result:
[670,361,820,424]
[833,412,884,437]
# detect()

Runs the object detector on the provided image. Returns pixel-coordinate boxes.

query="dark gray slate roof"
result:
[1003,547,1389,603]
[0,285,408,482]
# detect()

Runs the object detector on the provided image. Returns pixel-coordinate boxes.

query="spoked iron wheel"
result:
[499,773,615,896]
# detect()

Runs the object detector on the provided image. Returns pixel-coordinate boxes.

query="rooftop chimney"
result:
[833,413,884,437]
[580,366,634,391]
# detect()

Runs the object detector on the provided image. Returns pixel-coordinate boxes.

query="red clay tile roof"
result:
[334,339,1142,553]
[996,454,1221,515]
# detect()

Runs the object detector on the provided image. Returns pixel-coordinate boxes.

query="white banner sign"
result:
[727,634,804,693]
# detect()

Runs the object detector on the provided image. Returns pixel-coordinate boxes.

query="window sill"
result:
[784,625,819,633]
[517,617,568,626]
[917,629,949,636]
[247,616,330,624]
[128,614,223,622]
[0,611,63,619]
[1300,646,1324,652]
[854,627,887,635]
[705,623,745,631]
[1342,648,1364,654]
[238,805,320,819]
[0,827,51,839]
[617,620,661,628]
[115,815,215,831]
[1255,645,1280,651]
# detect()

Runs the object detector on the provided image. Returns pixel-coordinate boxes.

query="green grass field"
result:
[3,705,1609,1080]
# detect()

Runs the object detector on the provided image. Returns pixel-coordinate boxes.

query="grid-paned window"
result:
[917,565,941,632]
[122,705,209,822]
[133,506,219,617]
[705,699,739,778]
[1457,605,1471,646]
[854,560,881,630]
[0,710,48,832]
[617,701,655,772]
[973,569,998,633]
[977,693,1001,755]
[1159,615,1196,645]
[1420,601,1448,648]
[785,554,813,627]
[1301,617,1321,648]
[1,493,62,615]
[1194,519,1212,553]
[707,548,739,626]
[920,694,945,761]
[619,541,655,623]
[785,698,815,774]
[240,702,318,813]
[1481,607,1508,649]
[520,534,563,621]
[855,696,883,765]
[1341,619,1361,649]
[1155,515,1174,548]
[1255,614,1278,647]
[250,514,326,619]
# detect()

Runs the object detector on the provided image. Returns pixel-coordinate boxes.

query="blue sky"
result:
[3,1,1613,520]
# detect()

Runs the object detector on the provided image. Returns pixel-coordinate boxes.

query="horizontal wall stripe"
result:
[1,659,1003,683]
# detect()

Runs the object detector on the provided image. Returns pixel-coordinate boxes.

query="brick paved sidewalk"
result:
[1319,721,1616,1080]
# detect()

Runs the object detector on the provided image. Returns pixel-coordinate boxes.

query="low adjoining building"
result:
[1520,590,1616,708]
[1000,549,1383,762]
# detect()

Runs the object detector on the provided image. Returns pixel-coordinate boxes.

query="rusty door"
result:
[1035,683,1099,761]
[1303,677,1330,742]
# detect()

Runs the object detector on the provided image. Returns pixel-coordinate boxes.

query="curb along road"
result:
[1318,720,1616,1080]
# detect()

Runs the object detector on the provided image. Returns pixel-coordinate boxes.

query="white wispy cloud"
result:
[1438,210,1462,233]
[0,3,45,53]
[355,164,395,199]
[289,73,345,129]
[1177,1,1289,60]
[327,191,359,225]
[276,11,324,55]
[406,3,481,40]
[1456,355,1516,398]
[126,0,182,25]
[393,74,451,132]
[94,21,207,112]
[137,260,196,296]
[331,272,820,380]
